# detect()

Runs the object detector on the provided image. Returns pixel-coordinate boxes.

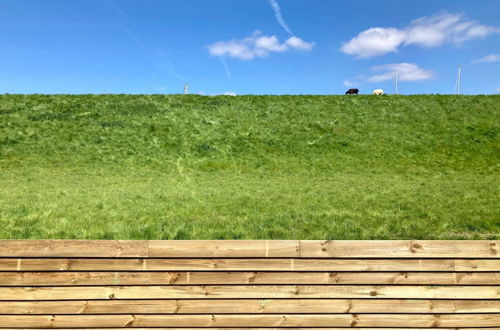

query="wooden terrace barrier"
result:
[0,240,498,328]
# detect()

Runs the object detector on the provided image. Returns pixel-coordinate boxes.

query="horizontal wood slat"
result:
[1,285,499,300]
[0,314,499,327]
[1,240,498,328]
[0,329,496,330]
[1,299,498,314]
[299,240,500,259]
[1,240,498,258]
[1,258,498,271]
[2,271,499,286]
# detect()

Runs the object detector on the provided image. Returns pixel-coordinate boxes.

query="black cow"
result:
[345,88,359,95]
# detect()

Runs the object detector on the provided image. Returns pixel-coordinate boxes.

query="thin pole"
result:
[395,72,398,94]
[184,83,189,95]
[455,65,462,95]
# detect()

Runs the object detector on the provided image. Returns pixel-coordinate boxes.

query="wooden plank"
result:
[0,329,496,330]
[1,271,499,286]
[1,285,498,300]
[1,240,498,258]
[148,240,300,258]
[454,259,500,271]
[0,240,148,258]
[0,240,498,329]
[299,240,500,258]
[0,240,300,258]
[3,299,497,314]
[455,300,500,313]
[1,258,498,271]
[0,314,498,327]
[1,329,496,330]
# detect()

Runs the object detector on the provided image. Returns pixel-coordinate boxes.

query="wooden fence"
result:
[0,240,498,329]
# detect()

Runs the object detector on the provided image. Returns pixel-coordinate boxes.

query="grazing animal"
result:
[345,88,359,95]
[373,89,384,95]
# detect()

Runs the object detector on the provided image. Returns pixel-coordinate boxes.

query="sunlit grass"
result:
[0,94,498,239]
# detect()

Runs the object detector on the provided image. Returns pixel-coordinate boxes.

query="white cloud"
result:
[208,0,314,64]
[343,79,357,87]
[208,31,314,60]
[368,63,434,83]
[405,13,499,46]
[255,35,288,52]
[472,54,500,63]
[344,63,434,86]
[268,0,293,36]
[285,36,315,51]
[496,88,500,94]
[198,91,237,96]
[404,13,462,47]
[342,12,500,58]
[208,34,260,60]
[341,28,406,58]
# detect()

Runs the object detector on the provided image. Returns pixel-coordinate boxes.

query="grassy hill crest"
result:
[0,94,498,239]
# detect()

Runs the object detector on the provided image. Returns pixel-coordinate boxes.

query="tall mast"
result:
[184,83,189,95]
[395,71,399,94]
[455,65,462,95]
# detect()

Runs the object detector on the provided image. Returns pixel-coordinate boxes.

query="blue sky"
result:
[1,0,499,94]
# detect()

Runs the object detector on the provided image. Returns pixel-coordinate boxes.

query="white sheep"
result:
[373,89,384,95]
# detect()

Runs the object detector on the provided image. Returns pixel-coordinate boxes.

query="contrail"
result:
[103,0,187,83]
[219,57,232,77]
[156,51,187,82]
[268,0,293,36]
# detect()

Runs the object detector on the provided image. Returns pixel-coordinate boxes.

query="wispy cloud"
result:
[343,80,357,87]
[268,0,293,36]
[472,54,500,64]
[219,57,232,77]
[266,0,314,51]
[344,63,434,86]
[103,0,147,50]
[156,51,187,82]
[208,31,314,60]
[368,63,434,82]
[208,0,314,75]
[197,91,237,96]
[342,12,500,58]
[103,0,187,82]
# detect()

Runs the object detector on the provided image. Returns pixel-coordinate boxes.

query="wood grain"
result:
[1,240,497,258]
[0,240,148,258]
[1,239,498,328]
[299,240,500,258]
[2,271,498,286]
[0,314,498,327]
[1,299,497,315]
[0,328,496,330]
[1,258,498,271]
[1,285,498,300]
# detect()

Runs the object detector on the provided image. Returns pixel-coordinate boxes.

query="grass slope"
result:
[0,94,498,239]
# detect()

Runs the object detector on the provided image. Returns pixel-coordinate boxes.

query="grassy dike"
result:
[0,94,498,239]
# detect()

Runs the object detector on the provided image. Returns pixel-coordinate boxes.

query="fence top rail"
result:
[0,240,498,258]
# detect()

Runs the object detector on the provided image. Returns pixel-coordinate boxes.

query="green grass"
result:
[0,94,498,239]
